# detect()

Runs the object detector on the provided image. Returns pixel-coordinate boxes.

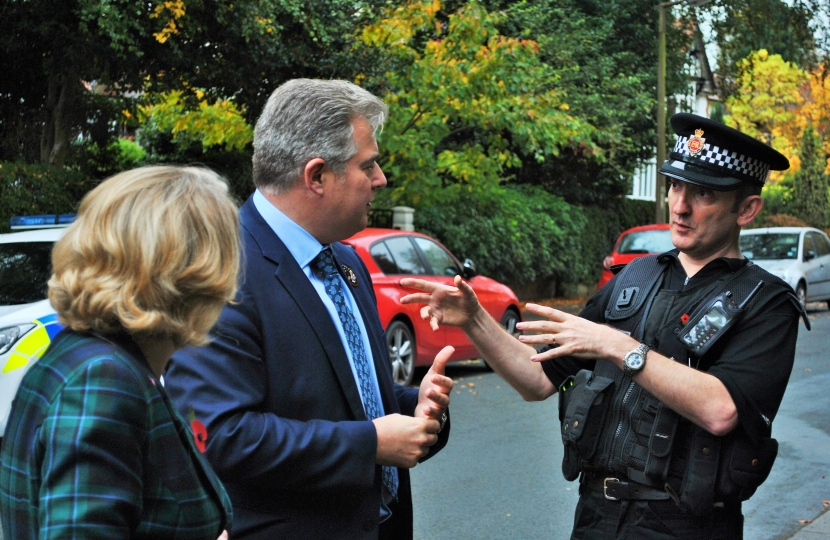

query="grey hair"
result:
[252,79,388,194]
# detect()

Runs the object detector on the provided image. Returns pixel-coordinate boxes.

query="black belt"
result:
[581,474,670,501]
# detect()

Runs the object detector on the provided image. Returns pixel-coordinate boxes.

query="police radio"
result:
[677,281,764,357]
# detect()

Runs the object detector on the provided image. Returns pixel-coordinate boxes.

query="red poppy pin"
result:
[188,406,208,453]
[680,313,690,325]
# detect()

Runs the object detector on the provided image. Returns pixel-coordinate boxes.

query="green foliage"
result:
[413,184,654,289]
[793,126,829,228]
[495,0,691,205]
[752,178,795,227]
[0,0,380,166]
[359,0,600,207]
[135,127,253,204]
[138,89,253,152]
[0,162,96,233]
[73,138,148,180]
[724,49,806,180]
[708,0,818,98]
[414,184,586,285]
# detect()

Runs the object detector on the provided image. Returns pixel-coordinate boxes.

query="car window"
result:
[740,233,799,260]
[369,242,399,274]
[617,229,674,254]
[803,234,817,260]
[811,232,830,257]
[0,242,53,305]
[379,237,427,275]
[412,237,460,277]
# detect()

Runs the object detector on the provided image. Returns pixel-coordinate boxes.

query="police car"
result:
[0,215,72,441]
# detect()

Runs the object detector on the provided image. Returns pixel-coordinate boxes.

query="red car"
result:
[343,228,523,385]
[597,224,673,289]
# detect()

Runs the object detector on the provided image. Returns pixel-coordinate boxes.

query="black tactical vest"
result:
[557,254,806,514]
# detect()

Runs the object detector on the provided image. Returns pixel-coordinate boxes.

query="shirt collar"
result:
[657,248,749,285]
[252,189,324,268]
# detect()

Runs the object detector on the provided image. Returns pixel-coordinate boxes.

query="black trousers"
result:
[571,486,743,540]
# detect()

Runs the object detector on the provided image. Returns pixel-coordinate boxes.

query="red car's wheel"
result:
[387,320,415,386]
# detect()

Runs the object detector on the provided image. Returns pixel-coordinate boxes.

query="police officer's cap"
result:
[658,113,789,191]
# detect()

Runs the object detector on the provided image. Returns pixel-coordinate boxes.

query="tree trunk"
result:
[40,74,78,166]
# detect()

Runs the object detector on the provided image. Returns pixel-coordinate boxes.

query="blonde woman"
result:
[0,166,239,540]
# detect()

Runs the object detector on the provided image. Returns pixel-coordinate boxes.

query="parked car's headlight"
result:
[0,324,36,356]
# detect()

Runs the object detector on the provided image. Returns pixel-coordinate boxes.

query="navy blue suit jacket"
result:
[164,197,448,540]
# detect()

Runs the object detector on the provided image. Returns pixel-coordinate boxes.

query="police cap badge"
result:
[659,113,789,190]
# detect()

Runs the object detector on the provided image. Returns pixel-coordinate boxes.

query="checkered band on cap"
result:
[672,136,770,183]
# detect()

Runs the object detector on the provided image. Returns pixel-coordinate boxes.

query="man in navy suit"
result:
[164,79,455,540]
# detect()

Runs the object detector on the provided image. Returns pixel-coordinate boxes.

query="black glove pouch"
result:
[558,369,614,481]
[717,431,778,503]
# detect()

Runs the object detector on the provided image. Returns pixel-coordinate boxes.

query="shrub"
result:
[0,162,95,233]
[413,186,654,293]
[414,185,584,287]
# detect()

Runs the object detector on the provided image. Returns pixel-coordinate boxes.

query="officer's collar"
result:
[657,249,749,288]
[657,248,748,272]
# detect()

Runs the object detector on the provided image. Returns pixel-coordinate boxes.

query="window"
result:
[617,230,674,254]
[370,242,399,274]
[803,234,817,261]
[740,233,799,260]
[374,237,427,275]
[0,242,54,305]
[413,237,460,277]
[811,232,830,257]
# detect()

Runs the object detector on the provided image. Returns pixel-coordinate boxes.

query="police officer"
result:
[400,113,808,539]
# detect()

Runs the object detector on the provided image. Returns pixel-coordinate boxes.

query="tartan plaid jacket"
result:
[0,329,232,539]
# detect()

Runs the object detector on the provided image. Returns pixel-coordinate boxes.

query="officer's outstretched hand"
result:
[400,275,481,331]
[516,303,635,363]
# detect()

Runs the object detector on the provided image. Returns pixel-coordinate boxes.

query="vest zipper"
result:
[609,379,635,470]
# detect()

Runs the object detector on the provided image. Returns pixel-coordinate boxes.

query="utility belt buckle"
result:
[603,477,621,501]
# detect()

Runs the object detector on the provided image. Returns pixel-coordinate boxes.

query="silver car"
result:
[740,226,830,309]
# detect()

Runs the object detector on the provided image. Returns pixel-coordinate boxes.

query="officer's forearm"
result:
[623,351,739,436]
[464,307,556,402]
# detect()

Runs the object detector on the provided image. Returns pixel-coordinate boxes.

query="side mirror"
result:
[804,250,816,262]
[462,258,477,279]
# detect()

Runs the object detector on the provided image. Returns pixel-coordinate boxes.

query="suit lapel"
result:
[239,199,367,420]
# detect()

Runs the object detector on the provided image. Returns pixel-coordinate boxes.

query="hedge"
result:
[0,162,97,233]
[414,185,654,296]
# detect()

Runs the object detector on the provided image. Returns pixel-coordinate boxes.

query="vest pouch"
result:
[558,369,614,481]
[717,431,778,502]
[679,427,721,515]
[644,401,680,482]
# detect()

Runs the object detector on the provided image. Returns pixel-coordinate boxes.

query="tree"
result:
[493,0,693,204]
[792,126,829,228]
[137,88,253,153]
[724,49,806,181]
[708,0,819,98]
[357,0,601,206]
[0,0,382,169]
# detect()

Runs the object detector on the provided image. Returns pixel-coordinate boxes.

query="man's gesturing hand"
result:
[416,345,455,421]
[373,414,440,468]
[400,275,481,331]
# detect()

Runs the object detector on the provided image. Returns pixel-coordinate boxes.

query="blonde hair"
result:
[49,165,240,348]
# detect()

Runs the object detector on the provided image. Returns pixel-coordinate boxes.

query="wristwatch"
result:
[622,343,649,377]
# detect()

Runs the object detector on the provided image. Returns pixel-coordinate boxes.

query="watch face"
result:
[626,353,644,370]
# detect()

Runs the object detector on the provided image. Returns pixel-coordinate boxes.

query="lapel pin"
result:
[341,264,358,287]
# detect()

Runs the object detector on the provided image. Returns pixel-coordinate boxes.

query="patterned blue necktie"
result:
[313,248,398,500]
